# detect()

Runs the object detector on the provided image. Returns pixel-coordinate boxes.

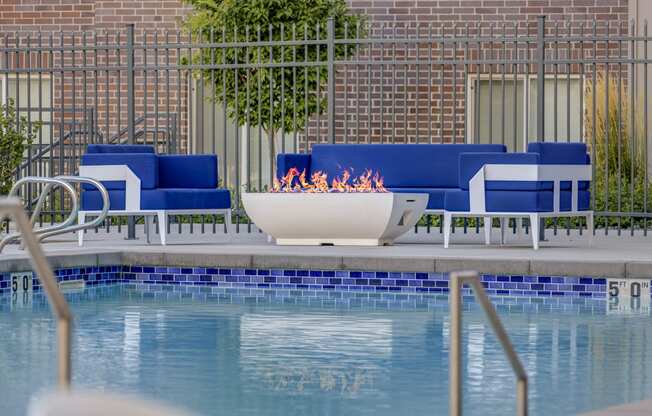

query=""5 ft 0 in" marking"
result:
[10,272,32,294]
[608,279,651,298]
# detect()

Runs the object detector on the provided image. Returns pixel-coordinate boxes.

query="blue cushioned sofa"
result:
[78,144,231,245]
[277,142,593,249]
[443,142,593,249]
[277,143,507,212]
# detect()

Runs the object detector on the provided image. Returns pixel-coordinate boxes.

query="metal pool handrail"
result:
[41,176,110,240]
[449,270,528,416]
[0,176,110,252]
[0,177,78,253]
[0,197,72,389]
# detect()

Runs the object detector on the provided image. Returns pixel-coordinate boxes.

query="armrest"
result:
[459,153,539,190]
[276,153,311,180]
[81,153,158,189]
[158,155,218,188]
[469,162,592,213]
[78,165,141,211]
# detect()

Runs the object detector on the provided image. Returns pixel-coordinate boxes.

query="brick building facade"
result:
[0,1,633,186]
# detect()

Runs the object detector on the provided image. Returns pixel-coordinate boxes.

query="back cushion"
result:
[526,142,588,164]
[81,153,158,189]
[158,155,218,188]
[459,152,540,190]
[310,144,506,188]
[86,144,155,154]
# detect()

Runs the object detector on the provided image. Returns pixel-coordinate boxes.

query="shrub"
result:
[0,99,40,195]
[584,72,651,229]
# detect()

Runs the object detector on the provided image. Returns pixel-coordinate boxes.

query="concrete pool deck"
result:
[1,225,651,278]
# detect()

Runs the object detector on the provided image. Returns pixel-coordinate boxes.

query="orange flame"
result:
[272,167,388,193]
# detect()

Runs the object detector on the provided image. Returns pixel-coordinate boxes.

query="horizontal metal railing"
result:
[449,270,528,416]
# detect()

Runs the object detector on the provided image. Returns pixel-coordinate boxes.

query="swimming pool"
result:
[1,285,650,416]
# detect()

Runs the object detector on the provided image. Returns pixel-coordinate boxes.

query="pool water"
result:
[1,286,651,416]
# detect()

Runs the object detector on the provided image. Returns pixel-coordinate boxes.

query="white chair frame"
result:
[77,165,231,246]
[443,164,594,250]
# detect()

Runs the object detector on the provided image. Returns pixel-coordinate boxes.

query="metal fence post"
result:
[536,16,545,141]
[327,17,335,144]
[536,16,546,241]
[126,24,136,239]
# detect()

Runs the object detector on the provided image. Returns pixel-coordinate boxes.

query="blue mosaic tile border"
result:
[122,265,615,299]
[0,263,648,301]
[0,265,122,295]
[121,283,609,314]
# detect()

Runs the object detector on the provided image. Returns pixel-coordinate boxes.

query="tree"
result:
[183,0,365,177]
[0,99,40,195]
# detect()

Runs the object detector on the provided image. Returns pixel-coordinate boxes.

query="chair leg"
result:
[77,211,86,247]
[515,217,524,237]
[157,211,167,245]
[483,216,491,245]
[586,212,594,246]
[529,214,539,250]
[499,217,507,245]
[144,215,152,244]
[224,209,232,234]
[443,212,452,248]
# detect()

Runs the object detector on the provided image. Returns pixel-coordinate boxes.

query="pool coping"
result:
[0,248,651,279]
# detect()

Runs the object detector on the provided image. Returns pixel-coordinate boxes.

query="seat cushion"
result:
[142,189,231,210]
[310,144,506,189]
[444,189,590,213]
[86,144,155,154]
[82,189,127,211]
[388,187,449,210]
[158,155,218,189]
[82,189,231,211]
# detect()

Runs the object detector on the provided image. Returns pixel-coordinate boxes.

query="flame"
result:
[272,167,388,193]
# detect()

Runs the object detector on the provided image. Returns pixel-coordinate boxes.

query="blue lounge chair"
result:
[443,142,593,249]
[78,145,231,245]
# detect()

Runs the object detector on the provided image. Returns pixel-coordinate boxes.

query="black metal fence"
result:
[2,16,652,236]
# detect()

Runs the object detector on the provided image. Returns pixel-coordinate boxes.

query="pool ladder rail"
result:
[1,198,194,416]
[449,270,528,416]
[0,176,109,253]
[0,197,72,388]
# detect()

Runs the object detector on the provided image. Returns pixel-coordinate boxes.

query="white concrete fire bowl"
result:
[242,192,428,246]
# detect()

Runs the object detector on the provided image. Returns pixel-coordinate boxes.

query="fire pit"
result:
[242,168,428,246]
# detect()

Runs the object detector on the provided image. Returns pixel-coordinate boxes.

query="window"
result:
[468,75,584,151]
[1,75,52,144]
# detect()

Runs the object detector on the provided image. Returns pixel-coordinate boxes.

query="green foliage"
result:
[183,0,366,154]
[585,72,651,229]
[0,99,40,195]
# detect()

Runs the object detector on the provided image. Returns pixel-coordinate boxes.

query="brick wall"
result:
[0,0,191,163]
[349,0,628,23]
[0,0,632,175]
[316,0,631,146]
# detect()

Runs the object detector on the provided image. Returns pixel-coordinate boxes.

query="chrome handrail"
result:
[40,176,110,240]
[0,176,109,251]
[0,197,72,389]
[0,177,79,253]
[449,270,528,416]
